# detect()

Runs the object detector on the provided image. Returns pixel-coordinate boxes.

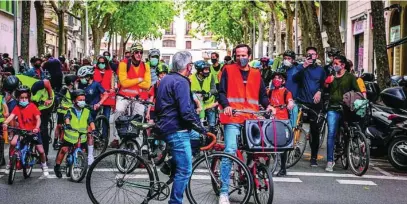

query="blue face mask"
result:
[150,58,159,66]
[77,101,86,108]
[80,78,88,85]
[239,58,249,67]
[19,101,29,107]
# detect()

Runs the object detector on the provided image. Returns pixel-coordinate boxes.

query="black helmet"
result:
[3,75,20,92]
[71,89,86,101]
[15,85,31,98]
[64,74,78,86]
[283,50,296,60]
[271,70,287,80]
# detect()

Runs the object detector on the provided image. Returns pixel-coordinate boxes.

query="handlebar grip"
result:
[200,132,217,151]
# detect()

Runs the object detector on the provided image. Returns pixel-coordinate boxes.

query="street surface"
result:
[1,124,407,204]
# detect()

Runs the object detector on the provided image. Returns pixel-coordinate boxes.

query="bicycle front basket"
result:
[115,114,143,138]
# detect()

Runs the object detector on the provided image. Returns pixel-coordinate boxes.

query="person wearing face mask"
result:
[155,51,206,204]
[218,44,274,204]
[53,89,97,177]
[24,57,46,79]
[210,52,223,87]
[324,48,341,76]
[103,51,118,73]
[146,49,164,86]
[3,85,49,177]
[53,74,78,150]
[124,51,131,59]
[190,60,218,134]
[324,55,360,172]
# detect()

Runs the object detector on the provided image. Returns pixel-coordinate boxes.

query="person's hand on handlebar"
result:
[287,100,295,110]
[266,105,276,115]
[224,106,233,116]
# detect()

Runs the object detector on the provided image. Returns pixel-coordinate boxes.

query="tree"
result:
[299,1,323,61]
[321,1,344,54]
[34,1,45,56]
[371,1,390,89]
[50,0,71,56]
[282,1,295,50]
[21,1,31,63]
[268,12,275,57]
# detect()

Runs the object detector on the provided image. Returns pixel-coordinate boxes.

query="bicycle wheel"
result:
[186,152,253,204]
[86,149,154,204]
[23,155,33,179]
[70,151,88,182]
[8,154,17,185]
[347,129,370,176]
[116,139,141,173]
[93,116,109,158]
[318,119,327,149]
[149,139,168,165]
[254,163,274,204]
[286,128,307,169]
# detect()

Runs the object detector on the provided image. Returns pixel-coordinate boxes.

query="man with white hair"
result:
[155,51,206,204]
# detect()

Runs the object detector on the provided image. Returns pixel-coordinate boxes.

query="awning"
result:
[387,36,407,49]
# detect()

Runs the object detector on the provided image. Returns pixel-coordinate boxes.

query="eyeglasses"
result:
[133,51,143,54]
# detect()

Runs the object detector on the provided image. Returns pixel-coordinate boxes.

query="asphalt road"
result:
[1,124,407,204]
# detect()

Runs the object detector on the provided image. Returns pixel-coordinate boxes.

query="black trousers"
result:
[40,107,53,156]
[301,102,323,159]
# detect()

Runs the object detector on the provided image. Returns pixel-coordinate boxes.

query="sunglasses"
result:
[133,51,143,54]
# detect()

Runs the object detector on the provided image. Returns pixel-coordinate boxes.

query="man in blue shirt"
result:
[293,46,326,167]
[155,51,206,204]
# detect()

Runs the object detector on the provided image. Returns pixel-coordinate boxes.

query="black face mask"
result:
[211,59,218,64]
[203,72,210,77]
[34,64,41,68]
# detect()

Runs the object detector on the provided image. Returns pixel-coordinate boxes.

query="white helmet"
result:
[77,66,94,77]
[148,49,160,58]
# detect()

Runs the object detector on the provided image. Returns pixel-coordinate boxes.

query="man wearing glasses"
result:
[293,46,326,167]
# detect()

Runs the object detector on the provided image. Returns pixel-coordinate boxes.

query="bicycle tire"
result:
[318,119,327,149]
[48,119,54,144]
[8,154,17,185]
[254,163,274,204]
[70,151,88,182]
[286,128,307,169]
[186,152,253,204]
[93,115,109,158]
[23,155,33,179]
[116,139,141,173]
[348,130,370,176]
[86,149,154,204]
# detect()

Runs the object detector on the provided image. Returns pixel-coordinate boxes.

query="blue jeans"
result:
[327,111,341,162]
[220,124,241,195]
[205,108,216,128]
[165,131,193,204]
[289,103,299,128]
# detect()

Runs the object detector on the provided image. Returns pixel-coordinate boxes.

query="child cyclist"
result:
[269,71,295,177]
[3,85,49,176]
[54,89,97,178]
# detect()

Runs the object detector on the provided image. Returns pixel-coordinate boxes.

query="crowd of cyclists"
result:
[0,42,368,204]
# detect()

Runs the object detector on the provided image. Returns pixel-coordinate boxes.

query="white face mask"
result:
[283,60,292,67]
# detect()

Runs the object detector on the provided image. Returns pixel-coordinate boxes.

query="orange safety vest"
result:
[118,59,146,97]
[94,68,116,106]
[219,64,261,124]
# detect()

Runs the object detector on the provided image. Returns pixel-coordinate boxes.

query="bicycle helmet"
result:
[71,89,86,100]
[260,56,270,63]
[15,85,31,98]
[271,70,287,80]
[158,64,169,73]
[130,43,143,53]
[3,75,20,92]
[77,66,94,77]
[148,49,160,58]
[64,74,78,86]
[327,47,341,57]
[283,50,296,59]
[194,60,210,71]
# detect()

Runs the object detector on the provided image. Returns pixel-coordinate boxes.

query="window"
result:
[186,41,191,49]
[68,15,74,27]
[165,22,174,35]
[163,40,176,47]
[0,0,14,14]
[185,22,192,35]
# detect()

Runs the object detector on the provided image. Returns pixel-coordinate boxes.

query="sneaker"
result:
[4,165,10,174]
[109,140,119,148]
[219,194,230,204]
[42,166,49,177]
[310,158,318,167]
[276,169,286,177]
[54,166,62,178]
[325,162,335,172]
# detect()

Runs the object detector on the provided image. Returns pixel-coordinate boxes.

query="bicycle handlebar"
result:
[200,132,217,151]
[119,95,155,106]
[7,126,36,136]
[232,109,270,115]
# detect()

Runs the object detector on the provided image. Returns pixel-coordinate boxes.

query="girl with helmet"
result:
[147,48,162,86]
[2,85,49,177]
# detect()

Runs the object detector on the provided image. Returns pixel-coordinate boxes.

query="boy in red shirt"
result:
[269,72,295,177]
[3,85,49,176]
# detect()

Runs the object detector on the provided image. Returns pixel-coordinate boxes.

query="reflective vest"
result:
[210,64,223,84]
[94,68,116,106]
[16,74,54,110]
[64,108,89,144]
[0,95,4,123]
[118,59,147,97]
[219,64,261,124]
[57,88,72,115]
[190,74,215,109]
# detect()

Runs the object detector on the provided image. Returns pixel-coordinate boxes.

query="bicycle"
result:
[58,126,89,182]
[7,127,40,185]
[86,129,253,204]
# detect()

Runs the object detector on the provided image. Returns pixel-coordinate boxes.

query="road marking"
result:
[191,175,210,180]
[115,175,150,179]
[372,166,393,177]
[287,172,407,181]
[336,180,377,186]
[273,178,302,183]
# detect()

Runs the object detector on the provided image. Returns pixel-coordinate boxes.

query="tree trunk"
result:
[21,1,31,63]
[119,33,125,59]
[268,12,275,58]
[91,25,102,57]
[285,1,295,51]
[34,1,45,56]
[107,28,113,53]
[275,13,282,54]
[298,1,309,55]
[301,1,324,63]
[371,1,390,89]
[57,12,65,56]
[321,1,344,54]
[258,17,264,57]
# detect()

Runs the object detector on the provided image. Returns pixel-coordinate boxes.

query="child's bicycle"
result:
[7,127,40,185]
[58,126,89,182]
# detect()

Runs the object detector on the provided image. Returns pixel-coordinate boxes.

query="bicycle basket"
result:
[115,114,143,138]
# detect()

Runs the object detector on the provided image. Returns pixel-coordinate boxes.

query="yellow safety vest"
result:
[16,74,54,110]
[190,74,215,109]
[0,95,4,123]
[64,108,89,144]
[57,88,72,115]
